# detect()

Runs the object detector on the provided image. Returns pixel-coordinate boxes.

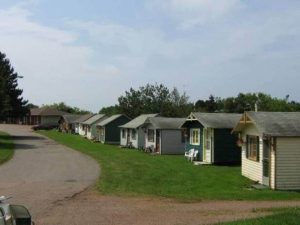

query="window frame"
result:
[147,129,155,142]
[122,129,126,139]
[131,129,136,140]
[190,128,200,145]
[246,135,260,162]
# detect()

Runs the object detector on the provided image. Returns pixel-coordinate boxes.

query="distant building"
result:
[96,114,131,144]
[119,114,158,149]
[24,107,68,126]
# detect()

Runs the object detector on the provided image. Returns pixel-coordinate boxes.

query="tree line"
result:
[99,84,300,118]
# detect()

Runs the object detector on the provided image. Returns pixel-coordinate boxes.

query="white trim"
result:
[190,128,200,145]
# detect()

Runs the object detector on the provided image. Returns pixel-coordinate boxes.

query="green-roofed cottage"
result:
[233,111,300,190]
[96,114,131,144]
[119,114,158,149]
[142,117,186,154]
[181,112,241,164]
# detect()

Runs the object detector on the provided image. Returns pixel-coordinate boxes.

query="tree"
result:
[118,83,192,118]
[0,52,28,121]
[99,105,121,116]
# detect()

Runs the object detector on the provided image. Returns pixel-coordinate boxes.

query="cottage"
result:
[74,114,94,134]
[96,114,131,144]
[79,114,107,140]
[233,111,300,190]
[181,112,241,164]
[119,114,158,149]
[24,107,68,126]
[58,114,83,133]
[142,117,186,154]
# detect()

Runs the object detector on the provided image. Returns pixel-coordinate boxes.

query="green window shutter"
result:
[256,136,260,162]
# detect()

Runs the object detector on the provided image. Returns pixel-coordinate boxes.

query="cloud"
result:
[147,0,241,29]
[0,3,121,111]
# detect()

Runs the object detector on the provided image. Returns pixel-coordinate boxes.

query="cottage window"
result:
[87,126,91,132]
[190,129,200,145]
[148,129,155,142]
[122,129,126,139]
[131,129,136,140]
[246,135,259,161]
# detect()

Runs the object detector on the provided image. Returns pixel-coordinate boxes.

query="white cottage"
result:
[119,114,158,149]
[233,111,300,190]
[79,114,107,140]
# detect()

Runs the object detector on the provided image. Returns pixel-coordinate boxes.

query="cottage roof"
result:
[30,107,68,116]
[81,114,106,125]
[119,114,158,129]
[233,111,300,137]
[143,117,185,130]
[61,114,82,124]
[74,114,94,123]
[182,112,241,129]
[96,114,129,127]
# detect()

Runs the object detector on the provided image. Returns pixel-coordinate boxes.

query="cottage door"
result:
[205,129,212,162]
[262,139,270,186]
[155,130,160,153]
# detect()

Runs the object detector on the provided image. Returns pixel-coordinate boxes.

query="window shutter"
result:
[256,136,260,162]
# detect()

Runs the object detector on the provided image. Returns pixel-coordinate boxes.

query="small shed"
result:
[142,117,186,154]
[96,114,131,144]
[80,114,107,140]
[181,112,241,164]
[58,114,82,133]
[74,114,94,134]
[119,114,158,149]
[233,111,300,190]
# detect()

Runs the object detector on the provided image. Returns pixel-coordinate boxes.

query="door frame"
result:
[262,138,270,186]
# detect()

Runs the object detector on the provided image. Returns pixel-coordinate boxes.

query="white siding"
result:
[79,124,86,136]
[270,138,276,189]
[130,129,138,148]
[276,138,300,190]
[145,128,156,150]
[241,124,263,184]
[120,129,127,146]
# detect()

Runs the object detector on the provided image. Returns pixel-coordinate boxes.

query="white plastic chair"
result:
[184,149,194,161]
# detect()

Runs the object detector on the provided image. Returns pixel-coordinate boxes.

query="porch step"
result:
[251,184,269,190]
[193,161,211,166]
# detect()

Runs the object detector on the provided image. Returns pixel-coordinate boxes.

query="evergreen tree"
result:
[0,52,27,121]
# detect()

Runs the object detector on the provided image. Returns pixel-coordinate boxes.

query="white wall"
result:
[241,124,263,184]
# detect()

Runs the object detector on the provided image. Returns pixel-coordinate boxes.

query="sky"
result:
[0,0,299,112]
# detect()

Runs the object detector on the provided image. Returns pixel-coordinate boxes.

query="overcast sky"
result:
[0,0,299,112]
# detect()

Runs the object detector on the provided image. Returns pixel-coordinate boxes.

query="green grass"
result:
[38,130,300,201]
[221,208,300,225]
[0,131,14,164]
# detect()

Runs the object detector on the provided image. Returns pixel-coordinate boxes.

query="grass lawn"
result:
[0,131,14,164]
[39,130,300,201]
[221,208,300,225]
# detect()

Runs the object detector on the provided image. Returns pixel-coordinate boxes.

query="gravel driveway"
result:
[1,124,300,225]
[0,124,99,221]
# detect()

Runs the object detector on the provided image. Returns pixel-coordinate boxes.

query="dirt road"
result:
[1,125,299,225]
[0,124,99,221]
